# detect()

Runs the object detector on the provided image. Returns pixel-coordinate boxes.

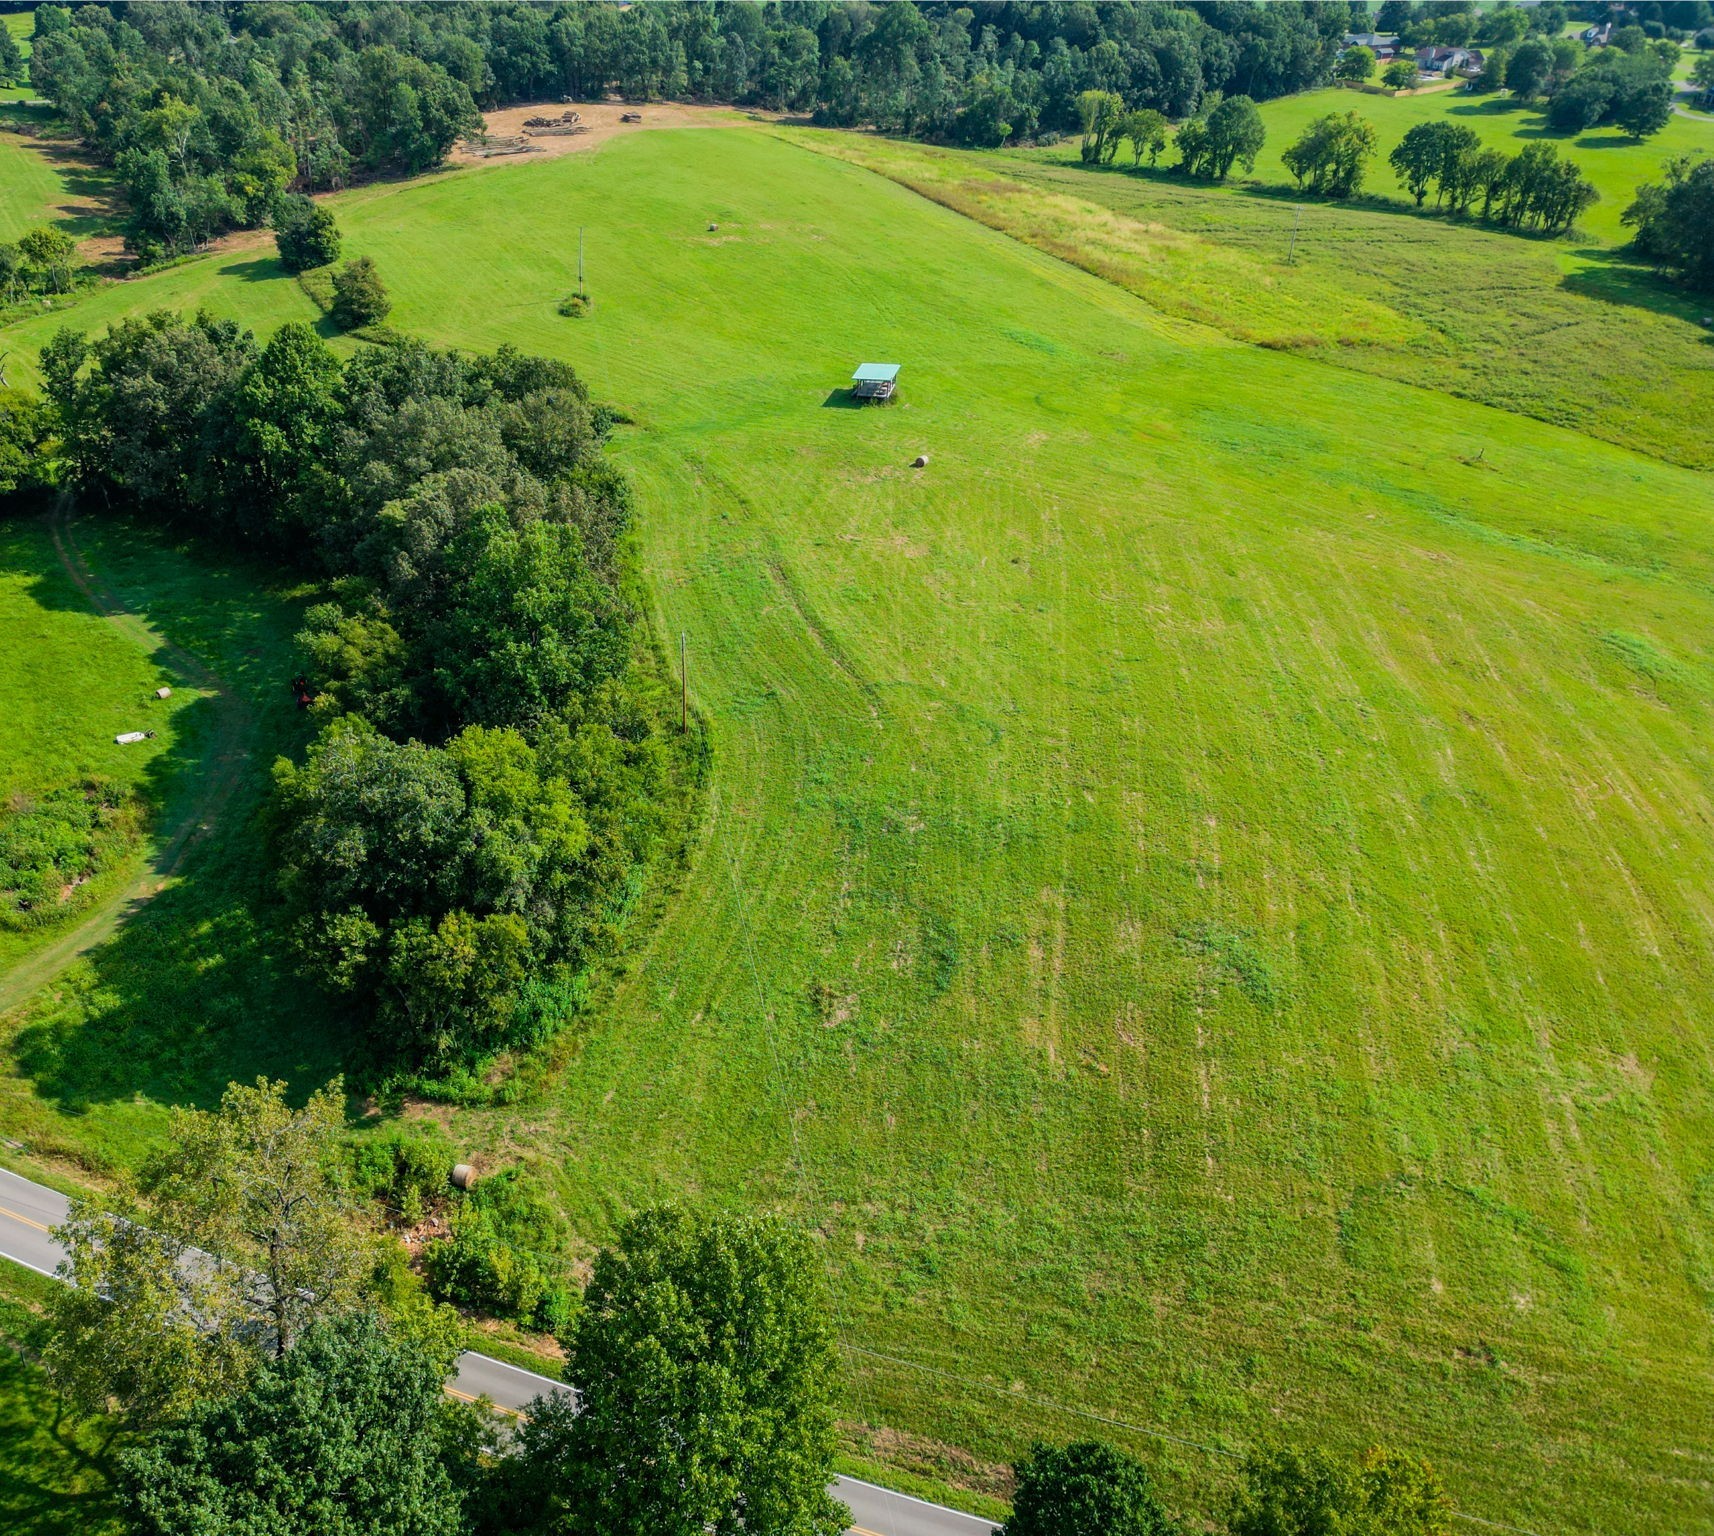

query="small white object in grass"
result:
[912,454,929,468]
[116,731,148,745]
[155,686,172,699]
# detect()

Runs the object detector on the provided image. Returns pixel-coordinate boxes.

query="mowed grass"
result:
[1248,83,1714,242]
[0,15,35,106]
[807,131,1714,469]
[4,245,322,368]
[0,120,100,247]
[2,129,1714,1532]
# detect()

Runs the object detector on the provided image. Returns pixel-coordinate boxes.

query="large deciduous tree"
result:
[47,1078,375,1420]
[1624,154,1714,290]
[115,1312,470,1536]
[274,193,342,272]
[1000,1441,1181,1536]
[1076,88,1125,164]
[505,1207,847,1536]
[1281,110,1378,198]
[1178,94,1265,180]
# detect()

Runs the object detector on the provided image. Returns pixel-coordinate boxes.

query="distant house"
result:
[1581,21,1613,45]
[1342,31,1402,60]
[1414,45,1486,77]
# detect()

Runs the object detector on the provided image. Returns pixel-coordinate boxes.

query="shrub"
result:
[1228,1446,1451,1536]
[330,255,391,330]
[0,780,140,928]
[559,293,590,317]
[1001,1441,1181,1536]
[1383,58,1419,90]
[349,1122,456,1222]
[424,1168,572,1330]
[273,193,341,272]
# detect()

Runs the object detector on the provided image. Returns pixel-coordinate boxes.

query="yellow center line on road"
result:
[0,1204,50,1234]
[444,1385,524,1418]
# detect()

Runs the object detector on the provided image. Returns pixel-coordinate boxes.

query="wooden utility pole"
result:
[1288,205,1303,266]
[680,632,688,732]
[578,226,586,298]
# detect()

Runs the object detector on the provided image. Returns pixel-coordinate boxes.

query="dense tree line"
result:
[42,312,684,1074]
[1387,122,1598,232]
[27,2,1384,257]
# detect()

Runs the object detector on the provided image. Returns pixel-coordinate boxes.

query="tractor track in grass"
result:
[0,505,254,1018]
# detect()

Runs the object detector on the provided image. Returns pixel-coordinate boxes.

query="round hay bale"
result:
[450,1162,478,1191]
[912,454,929,468]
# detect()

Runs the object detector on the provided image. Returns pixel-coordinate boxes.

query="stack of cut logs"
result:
[523,110,586,136]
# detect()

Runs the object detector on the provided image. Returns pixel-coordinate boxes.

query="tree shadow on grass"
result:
[0,513,349,1125]
[9,136,126,242]
[217,254,289,284]
[1562,245,1714,329]
[0,1348,125,1536]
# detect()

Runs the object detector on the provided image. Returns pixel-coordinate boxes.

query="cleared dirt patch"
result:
[454,100,761,164]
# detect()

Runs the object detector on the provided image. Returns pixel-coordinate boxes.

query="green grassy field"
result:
[800,131,1714,470]
[0,513,342,1173]
[0,14,34,105]
[1246,82,1714,242]
[1,126,1712,1533]
[0,517,198,977]
[0,13,109,244]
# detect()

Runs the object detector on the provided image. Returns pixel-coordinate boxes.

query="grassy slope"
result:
[0,6,112,247]
[1249,83,1714,242]
[1,129,1712,1532]
[0,131,74,245]
[0,518,196,976]
[0,514,342,1173]
[4,246,322,368]
[807,130,1714,471]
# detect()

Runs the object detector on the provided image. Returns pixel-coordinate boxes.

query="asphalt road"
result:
[0,1165,996,1536]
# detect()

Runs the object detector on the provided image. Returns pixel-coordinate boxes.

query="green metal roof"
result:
[852,362,901,383]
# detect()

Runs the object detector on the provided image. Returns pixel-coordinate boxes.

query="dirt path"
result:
[0,506,254,1019]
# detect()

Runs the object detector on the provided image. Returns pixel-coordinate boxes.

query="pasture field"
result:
[0,100,119,251]
[803,131,1714,469]
[1248,83,1714,242]
[0,14,33,105]
[0,120,87,246]
[1,126,1712,1533]
[0,513,342,1172]
[0,517,194,978]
